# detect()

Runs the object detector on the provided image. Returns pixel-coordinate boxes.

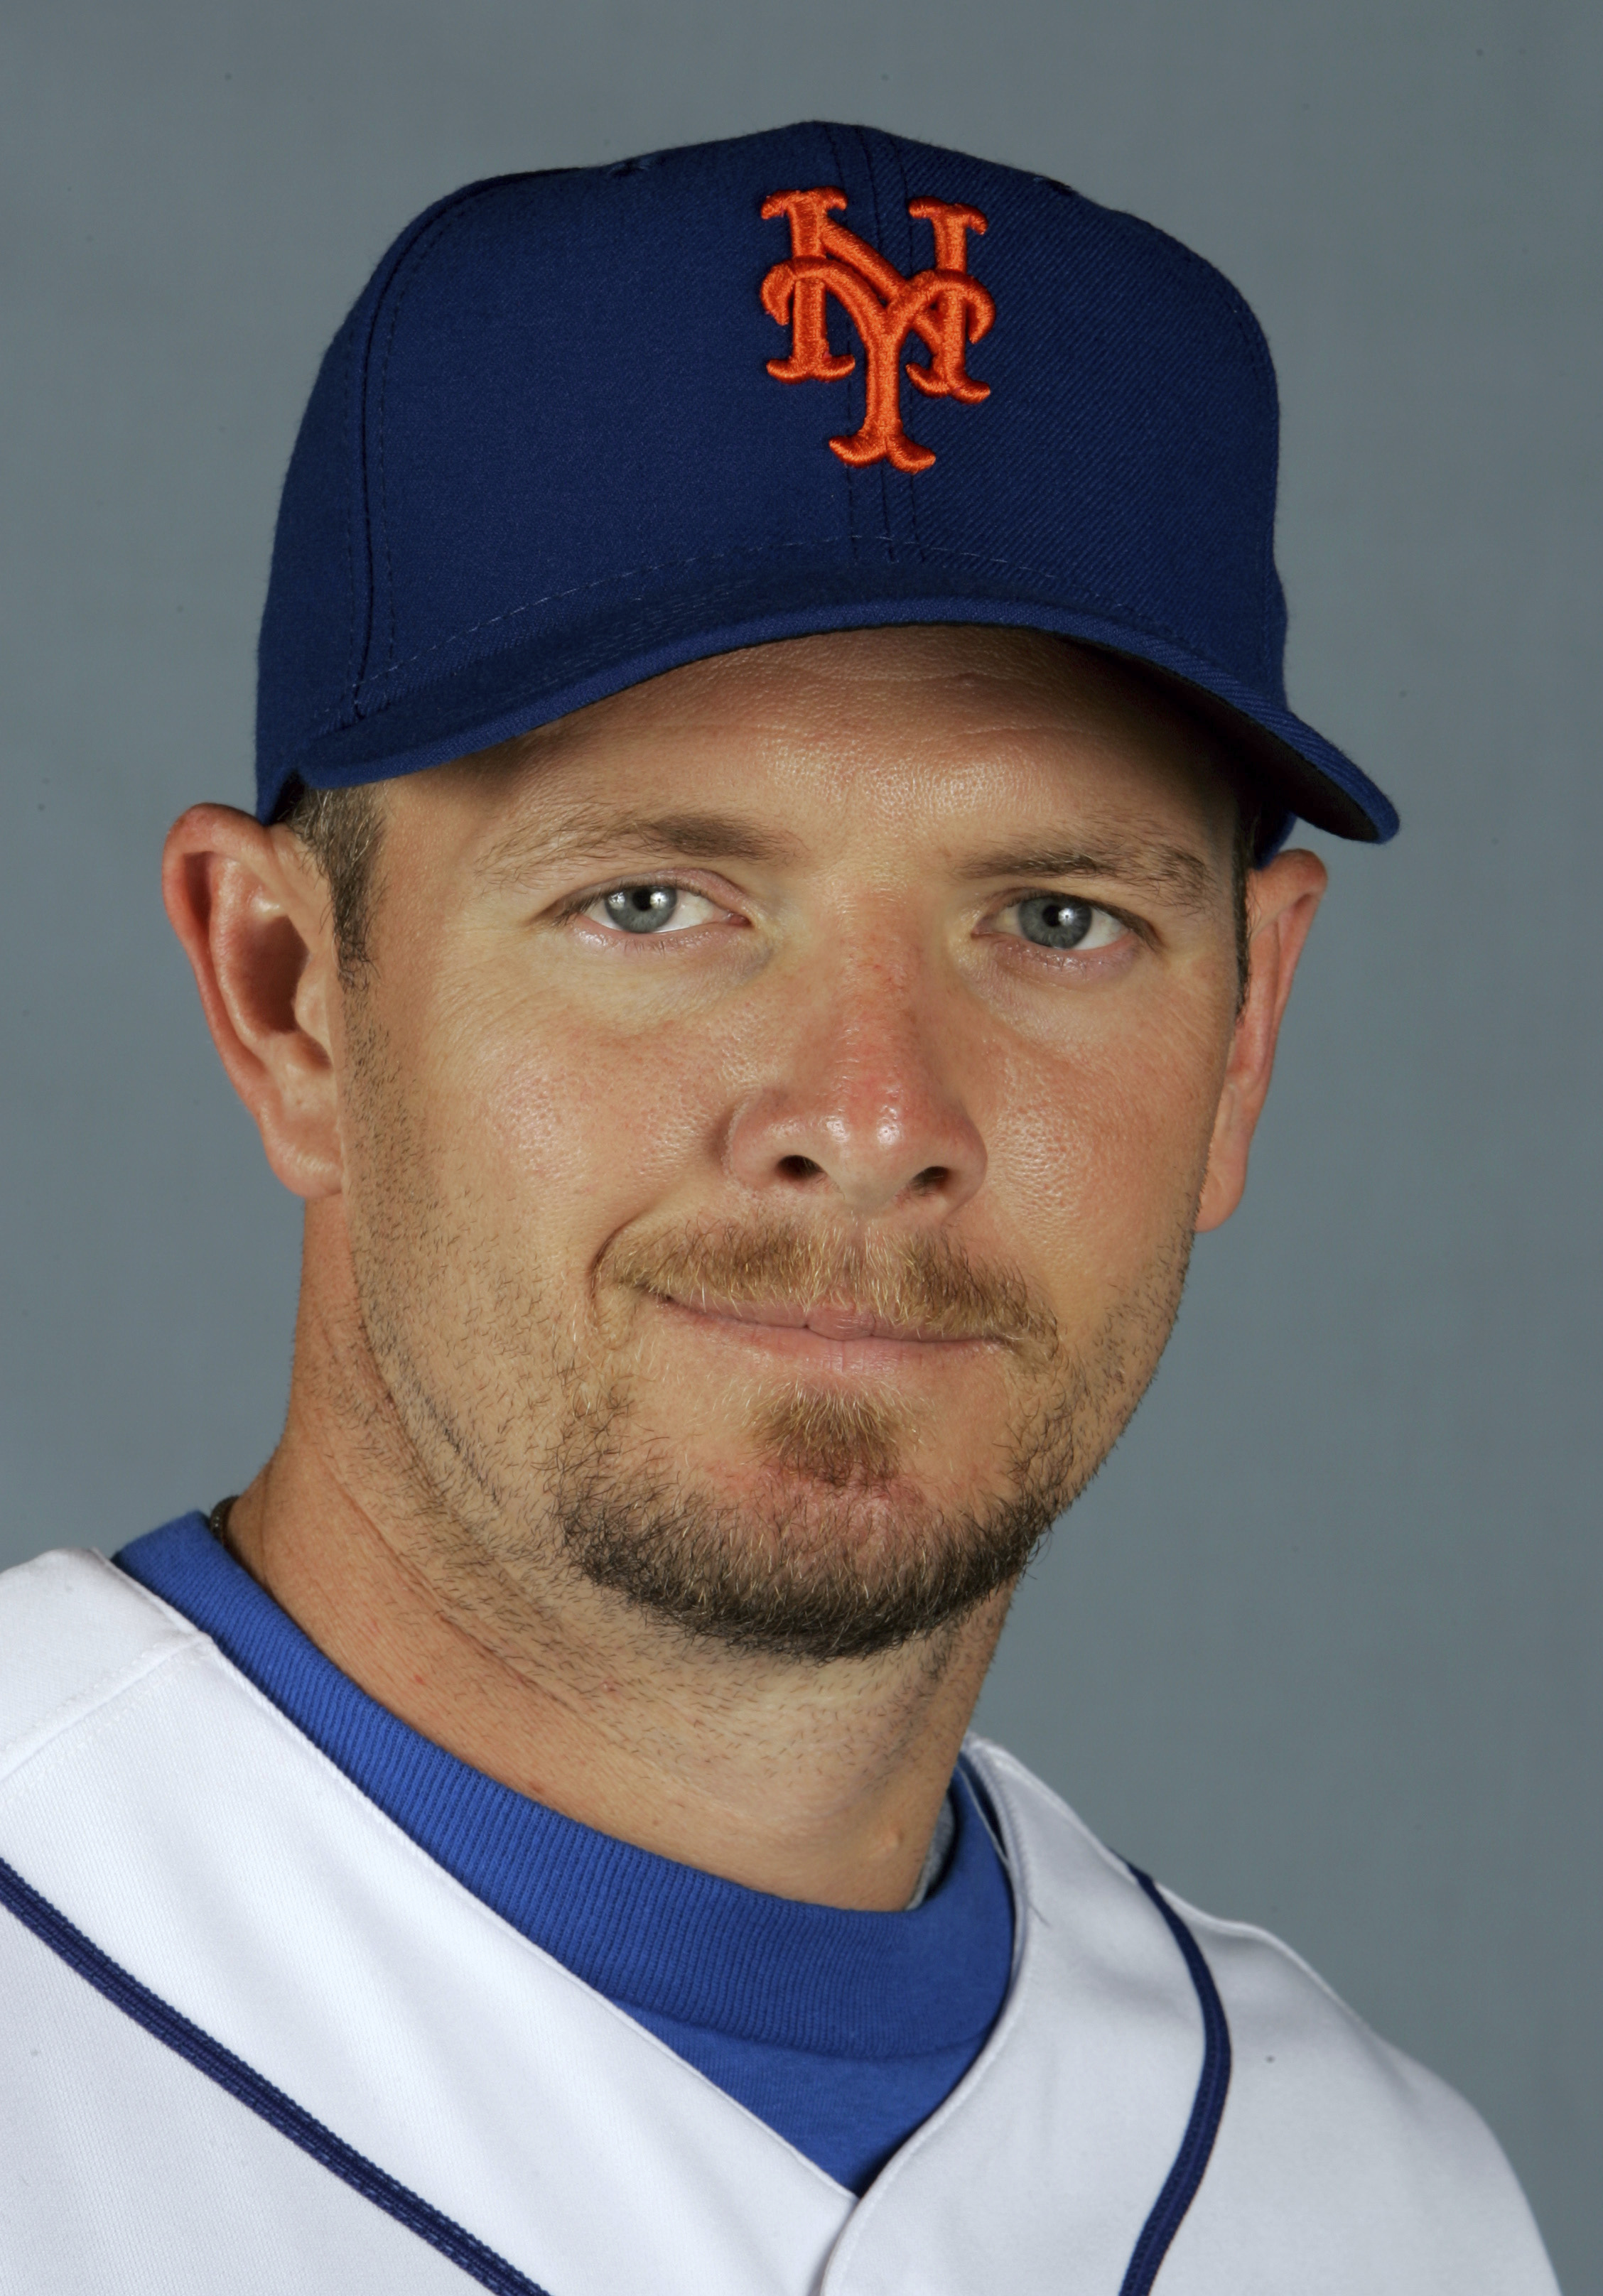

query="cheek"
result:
[417,970,725,1242]
[985,999,1231,1296]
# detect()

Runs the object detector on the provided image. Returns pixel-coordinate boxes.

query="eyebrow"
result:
[477,805,1219,909]
[477,808,804,881]
[954,839,1219,909]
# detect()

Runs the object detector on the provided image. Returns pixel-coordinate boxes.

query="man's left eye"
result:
[1000,895,1125,952]
[585,884,724,933]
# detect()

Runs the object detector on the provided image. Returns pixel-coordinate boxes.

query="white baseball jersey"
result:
[0,1548,1558,2294]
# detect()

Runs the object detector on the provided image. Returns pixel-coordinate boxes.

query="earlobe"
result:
[161,805,345,1201]
[1194,848,1327,1234]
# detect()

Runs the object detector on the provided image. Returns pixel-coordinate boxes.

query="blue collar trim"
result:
[117,1514,1013,2061]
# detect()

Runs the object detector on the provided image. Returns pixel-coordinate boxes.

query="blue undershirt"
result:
[117,1514,1015,2194]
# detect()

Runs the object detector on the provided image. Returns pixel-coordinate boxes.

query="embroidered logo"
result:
[760,188,993,472]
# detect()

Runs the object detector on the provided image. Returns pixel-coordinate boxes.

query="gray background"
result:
[2,1,1596,2282]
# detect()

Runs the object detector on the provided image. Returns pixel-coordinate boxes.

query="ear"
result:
[161,804,345,1199]
[1195,847,1328,1233]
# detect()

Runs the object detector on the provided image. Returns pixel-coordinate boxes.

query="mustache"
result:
[603,1219,1059,1353]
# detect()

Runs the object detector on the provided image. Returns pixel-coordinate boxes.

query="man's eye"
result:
[585,884,723,934]
[1003,895,1125,952]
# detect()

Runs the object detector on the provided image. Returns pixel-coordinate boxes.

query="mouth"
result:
[649,1290,1004,1368]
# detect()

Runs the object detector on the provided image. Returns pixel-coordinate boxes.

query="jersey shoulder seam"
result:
[2,1561,858,2202]
[0,1551,204,1792]
[1153,1889,1356,2014]
[962,1732,1155,1896]
[962,1735,1366,2030]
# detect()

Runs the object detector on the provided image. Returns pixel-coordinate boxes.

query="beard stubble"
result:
[341,1012,1198,1667]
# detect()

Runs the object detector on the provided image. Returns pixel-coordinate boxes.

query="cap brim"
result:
[275,561,1398,844]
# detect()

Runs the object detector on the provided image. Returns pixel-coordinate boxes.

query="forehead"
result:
[404,626,1241,867]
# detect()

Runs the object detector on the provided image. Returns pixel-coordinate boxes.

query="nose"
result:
[724,965,988,1220]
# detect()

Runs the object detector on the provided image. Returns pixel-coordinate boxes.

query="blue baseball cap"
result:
[256,121,1398,847]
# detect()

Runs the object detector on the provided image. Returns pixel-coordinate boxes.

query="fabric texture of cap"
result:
[256,120,1398,845]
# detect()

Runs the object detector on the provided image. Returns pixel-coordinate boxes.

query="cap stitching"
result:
[335,182,507,721]
[821,124,863,565]
[316,538,1267,734]
[338,324,357,705]
[1103,210,1281,686]
[887,136,927,565]
[855,127,897,562]
[366,190,507,700]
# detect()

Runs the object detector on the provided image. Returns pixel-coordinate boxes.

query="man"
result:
[0,122,1558,2292]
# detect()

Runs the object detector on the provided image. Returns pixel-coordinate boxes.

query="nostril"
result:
[778,1154,824,1182]
[910,1166,950,1196]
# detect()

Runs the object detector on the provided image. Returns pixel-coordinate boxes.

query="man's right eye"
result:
[998,895,1126,952]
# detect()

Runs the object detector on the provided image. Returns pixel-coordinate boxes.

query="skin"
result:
[163,626,1324,1911]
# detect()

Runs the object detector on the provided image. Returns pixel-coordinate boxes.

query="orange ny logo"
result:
[761,188,993,472]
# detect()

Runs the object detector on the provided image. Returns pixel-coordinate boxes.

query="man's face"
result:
[331,627,1245,1659]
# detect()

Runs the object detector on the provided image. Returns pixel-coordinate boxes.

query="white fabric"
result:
[0,1549,1560,2295]
[905,1789,956,1907]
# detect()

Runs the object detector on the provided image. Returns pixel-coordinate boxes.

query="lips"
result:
[662,1295,988,1346]
[604,1221,1054,1359]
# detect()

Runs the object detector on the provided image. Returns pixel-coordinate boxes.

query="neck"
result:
[223,1221,1010,1912]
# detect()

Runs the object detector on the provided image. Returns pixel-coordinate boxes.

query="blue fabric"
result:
[1118,1869,1234,2295]
[117,1513,1015,2194]
[254,122,1397,847]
